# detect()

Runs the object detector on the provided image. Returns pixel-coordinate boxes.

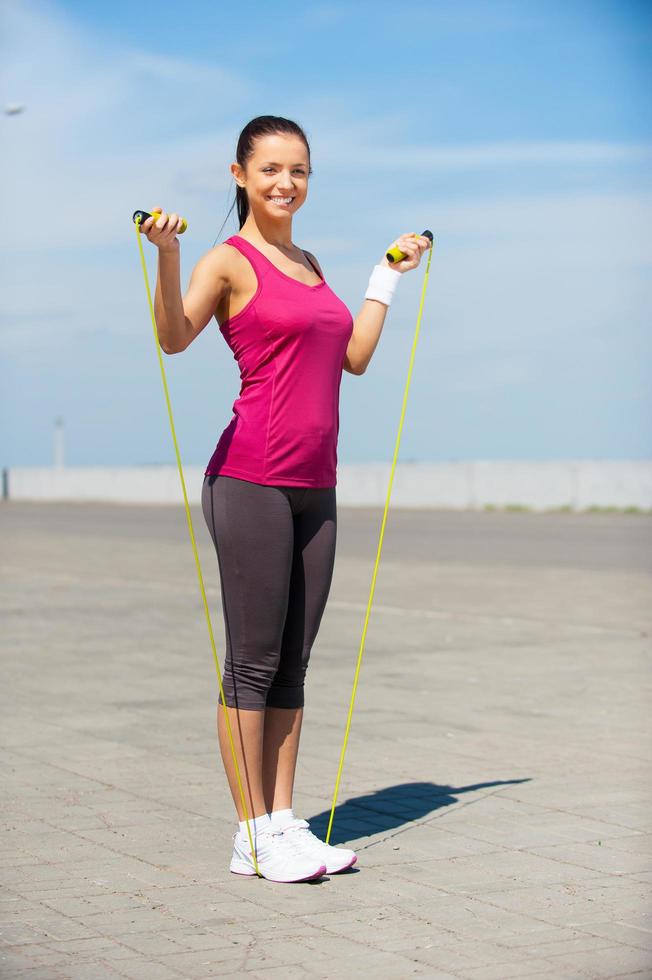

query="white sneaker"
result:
[229,827,326,883]
[275,817,358,874]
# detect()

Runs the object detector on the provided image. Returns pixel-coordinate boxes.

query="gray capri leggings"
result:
[201,474,337,710]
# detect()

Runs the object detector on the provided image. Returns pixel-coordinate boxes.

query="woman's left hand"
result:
[380,233,431,273]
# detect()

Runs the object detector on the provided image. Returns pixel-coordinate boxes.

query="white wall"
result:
[3,461,651,510]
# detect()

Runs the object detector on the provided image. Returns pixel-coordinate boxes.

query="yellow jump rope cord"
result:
[325,240,434,844]
[133,217,260,877]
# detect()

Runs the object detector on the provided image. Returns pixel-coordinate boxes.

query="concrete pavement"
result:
[1,500,651,979]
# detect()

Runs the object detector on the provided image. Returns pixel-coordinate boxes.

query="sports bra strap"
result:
[303,251,322,278]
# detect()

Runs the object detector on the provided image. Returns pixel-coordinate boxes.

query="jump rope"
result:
[133,207,434,872]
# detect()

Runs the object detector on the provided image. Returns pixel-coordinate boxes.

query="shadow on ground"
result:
[308,778,531,844]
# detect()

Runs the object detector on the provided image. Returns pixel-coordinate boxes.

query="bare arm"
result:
[138,208,229,354]
[343,235,431,374]
[154,243,230,355]
[344,293,390,375]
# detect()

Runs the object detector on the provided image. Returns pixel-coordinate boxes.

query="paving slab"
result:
[1,501,651,979]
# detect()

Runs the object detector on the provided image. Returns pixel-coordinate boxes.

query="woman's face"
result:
[234,133,310,218]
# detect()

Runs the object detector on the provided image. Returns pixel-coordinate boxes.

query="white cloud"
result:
[1,0,253,248]
[1,0,650,464]
[314,136,652,171]
[389,140,652,169]
[1,1,651,382]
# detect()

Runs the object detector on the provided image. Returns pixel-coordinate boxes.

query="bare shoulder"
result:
[194,241,236,286]
[302,248,324,277]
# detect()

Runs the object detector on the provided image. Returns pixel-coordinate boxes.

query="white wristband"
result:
[364,263,402,306]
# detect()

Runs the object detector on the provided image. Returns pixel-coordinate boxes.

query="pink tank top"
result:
[204,234,354,487]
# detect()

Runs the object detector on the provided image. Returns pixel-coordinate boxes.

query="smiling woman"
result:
[218,116,314,235]
[203,116,354,490]
[194,116,361,883]
[139,112,429,885]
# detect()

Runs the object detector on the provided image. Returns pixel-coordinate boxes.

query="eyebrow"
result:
[260,161,307,167]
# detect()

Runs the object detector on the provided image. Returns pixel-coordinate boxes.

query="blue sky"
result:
[1,0,651,467]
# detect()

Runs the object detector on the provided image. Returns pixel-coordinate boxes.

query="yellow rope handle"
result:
[133,215,260,877]
[325,239,434,844]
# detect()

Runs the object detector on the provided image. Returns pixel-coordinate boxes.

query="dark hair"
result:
[214,115,313,242]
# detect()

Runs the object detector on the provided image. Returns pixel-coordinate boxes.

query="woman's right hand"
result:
[140,207,183,252]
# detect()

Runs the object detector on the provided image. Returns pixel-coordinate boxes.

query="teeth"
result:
[268,197,294,204]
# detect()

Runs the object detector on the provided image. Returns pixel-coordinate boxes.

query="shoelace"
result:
[259,828,284,839]
[257,827,321,858]
[281,819,327,848]
[236,827,284,849]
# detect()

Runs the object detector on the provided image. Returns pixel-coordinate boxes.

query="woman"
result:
[141,115,430,883]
